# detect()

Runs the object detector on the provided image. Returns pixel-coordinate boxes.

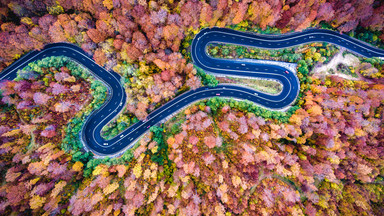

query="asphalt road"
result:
[1,28,384,156]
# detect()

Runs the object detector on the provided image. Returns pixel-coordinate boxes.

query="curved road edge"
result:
[0,28,384,157]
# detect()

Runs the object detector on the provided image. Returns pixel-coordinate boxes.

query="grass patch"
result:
[216,76,283,95]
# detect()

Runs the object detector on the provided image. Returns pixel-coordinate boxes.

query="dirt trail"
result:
[312,48,360,80]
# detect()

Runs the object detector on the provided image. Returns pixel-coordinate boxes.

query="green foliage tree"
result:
[195,66,218,87]
[149,125,169,166]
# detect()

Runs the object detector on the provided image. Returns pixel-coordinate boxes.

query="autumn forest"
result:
[0,0,384,215]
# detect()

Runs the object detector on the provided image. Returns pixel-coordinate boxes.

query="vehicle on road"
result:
[103,143,108,146]
[147,125,151,129]
[216,93,220,96]
[285,70,289,74]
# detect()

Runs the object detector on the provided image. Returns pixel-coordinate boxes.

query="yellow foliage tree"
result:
[30,195,46,210]
[103,182,119,195]
[103,0,113,10]
[132,163,142,178]
[92,164,108,176]
[72,161,83,172]
[51,181,67,198]
[1,129,20,137]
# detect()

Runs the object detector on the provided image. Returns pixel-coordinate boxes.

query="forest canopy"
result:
[0,0,384,215]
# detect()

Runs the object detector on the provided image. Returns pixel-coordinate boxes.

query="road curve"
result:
[192,28,300,110]
[1,28,384,156]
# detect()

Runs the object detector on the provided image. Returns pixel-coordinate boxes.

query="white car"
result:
[103,143,108,146]
[120,134,124,138]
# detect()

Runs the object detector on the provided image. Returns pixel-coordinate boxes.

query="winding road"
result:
[1,28,384,156]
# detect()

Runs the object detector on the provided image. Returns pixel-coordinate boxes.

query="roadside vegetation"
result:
[101,112,139,140]
[207,42,339,65]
